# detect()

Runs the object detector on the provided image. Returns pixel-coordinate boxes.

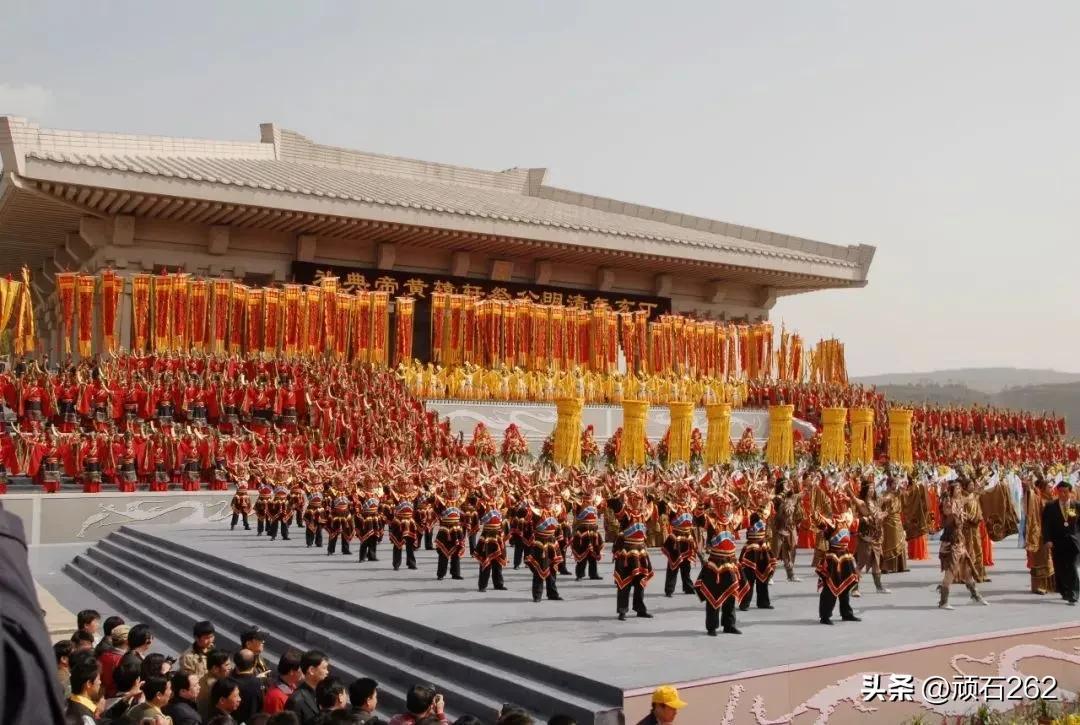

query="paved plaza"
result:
[137,527,1080,689]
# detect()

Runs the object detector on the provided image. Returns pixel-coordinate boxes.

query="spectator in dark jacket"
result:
[119,624,154,671]
[0,504,66,725]
[100,661,143,723]
[232,648,265,724]
[208,677,242,724]
[286,650,330,725]
[316,677,348,719]
[347,677,379,720]
[198,649,235,720]
[164,670,203,725]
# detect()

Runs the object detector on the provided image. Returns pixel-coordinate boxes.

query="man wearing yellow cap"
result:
[636,685,687,724]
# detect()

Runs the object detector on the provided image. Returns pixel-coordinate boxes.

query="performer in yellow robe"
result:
[1024,475,1055,594]
[880,478,908,574]
[960,479,989,583]
[810,475,835,569]
[903,477,932,561]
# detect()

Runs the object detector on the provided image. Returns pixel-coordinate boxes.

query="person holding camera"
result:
[388,684,447,725]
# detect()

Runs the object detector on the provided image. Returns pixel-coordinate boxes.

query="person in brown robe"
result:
[937,480,988,609]
[880,476,908,574]
[771,477,804,582]
[854,480,890,594]
[1024,475,1055,594]
[960,478,989,582]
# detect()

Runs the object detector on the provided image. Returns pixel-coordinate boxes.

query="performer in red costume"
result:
[607,483,656,620]
[473,478,509,593]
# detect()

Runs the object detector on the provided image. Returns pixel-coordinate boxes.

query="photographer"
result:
[388,684,446,725]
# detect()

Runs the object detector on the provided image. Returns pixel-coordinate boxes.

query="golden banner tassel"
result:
[704,402,732,465]
[617,399,650,469]
[819,407,848,466]
[666,401,694,463]
[14,266,36,355]
[849,407,876,465]
[0,277,20,336]
[765,404,795,468]
[888,408,914,470]
[553,397,584,468]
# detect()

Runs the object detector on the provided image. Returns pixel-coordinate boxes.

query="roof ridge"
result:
[535,184,851,262]
[263,124,543,194]
[22,149,859,269]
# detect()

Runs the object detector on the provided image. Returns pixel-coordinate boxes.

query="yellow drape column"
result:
[849,407,875,465]
[765,404,795,468]
[819,407,848,466]
[666,401,694,464]
[553,397,584,468]
[618,399,649,469]
[704,402,732,466]
[888,408,914,471]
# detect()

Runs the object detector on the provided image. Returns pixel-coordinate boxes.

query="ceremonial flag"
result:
[100,271,122,353]
[131,274,152,352]
[56,272,77,355]
[76,274,95,357]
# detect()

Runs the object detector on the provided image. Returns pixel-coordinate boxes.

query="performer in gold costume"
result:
[771,475,804,582]
[937,479,988,609]
[1024,474,1055,595]
[960,478,989,583]
[853,478,891,594]
[879,476,908,574]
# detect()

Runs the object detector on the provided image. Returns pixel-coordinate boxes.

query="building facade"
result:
[0,115,874,357]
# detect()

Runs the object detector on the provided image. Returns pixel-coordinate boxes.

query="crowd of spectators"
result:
[58,609,584,725]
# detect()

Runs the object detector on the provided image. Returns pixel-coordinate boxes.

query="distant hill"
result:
[874,383,992,407]
[864,380,1080,436]
[855,368,1080,395]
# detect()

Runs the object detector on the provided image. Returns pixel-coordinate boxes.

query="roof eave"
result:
[20,160,868,285]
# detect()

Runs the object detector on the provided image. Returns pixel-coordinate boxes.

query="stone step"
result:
[64,555,210,658]
[64,551,410,714]
[80,540,422,719]
[116,527,621,723]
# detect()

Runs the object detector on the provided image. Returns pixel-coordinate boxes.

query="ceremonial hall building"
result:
[0,115,875,356]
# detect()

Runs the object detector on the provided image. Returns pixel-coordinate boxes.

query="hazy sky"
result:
[2,2,1077,377]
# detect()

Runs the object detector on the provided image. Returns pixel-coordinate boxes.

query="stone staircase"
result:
[64,526,623,724]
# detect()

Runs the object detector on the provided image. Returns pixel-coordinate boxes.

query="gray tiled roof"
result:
[26,149,857,269]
